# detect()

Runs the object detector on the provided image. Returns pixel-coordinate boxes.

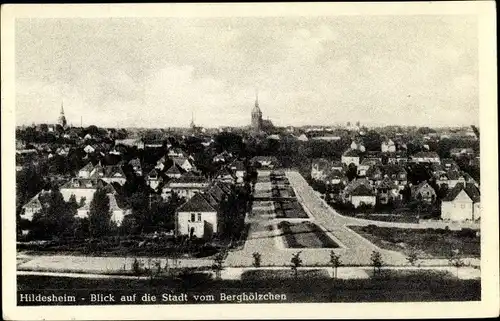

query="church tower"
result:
[58,102,67,128]
[251,91,262,132]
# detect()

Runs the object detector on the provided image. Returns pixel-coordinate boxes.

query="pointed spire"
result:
[255,88,259,107]
[60,101,65,115]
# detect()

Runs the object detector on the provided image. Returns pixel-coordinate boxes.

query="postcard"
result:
[2,2,498,320]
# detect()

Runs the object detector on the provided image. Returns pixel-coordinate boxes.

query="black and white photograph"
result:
[2,2,498,320]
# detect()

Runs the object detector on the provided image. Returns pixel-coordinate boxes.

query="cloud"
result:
[15,16,479,128]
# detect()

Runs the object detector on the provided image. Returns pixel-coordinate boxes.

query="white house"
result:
[381,139,396,153]
[441,183,480,221]
[341,149,361,167]
[78,162,94,178]
[162,172,210,200]
[176,193,218,238]
[83,145,96,154]
[411,151,440,164]
[349,185,376,208]
[172,156,194,172]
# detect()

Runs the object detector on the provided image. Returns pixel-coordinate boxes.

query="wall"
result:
[177,211,217,237]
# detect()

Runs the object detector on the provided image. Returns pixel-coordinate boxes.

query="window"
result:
[198,213,202,221]
[191,213,195,222]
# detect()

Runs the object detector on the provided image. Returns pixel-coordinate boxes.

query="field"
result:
[17,271,481,303]
[349,225,480,258]
[278,221,339,248]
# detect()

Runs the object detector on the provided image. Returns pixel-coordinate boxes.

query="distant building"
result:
[411,151,440,164]
[251,92,274,133]
[441,183,480,221]
[341,149,361,167]
[410,181,436,203]
[57,102,68,129]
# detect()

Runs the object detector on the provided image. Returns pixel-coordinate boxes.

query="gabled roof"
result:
[23,194,42,209]
[442,183,480,202]
[79,162,94,172]
[104,165,126,178]
[148,168,160,178]
[251,156,279,163]
[411,181,435,194]
[171,172,209,184]
[172,156,189,167]
[342,149,361,157]
[177,193,216,212]
[165,163,184,175]
[377,177,396,190]
[350,184,375,196]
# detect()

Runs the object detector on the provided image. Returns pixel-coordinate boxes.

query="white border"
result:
[2,2,498,320]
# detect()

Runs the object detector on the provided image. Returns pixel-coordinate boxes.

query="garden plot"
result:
[274,200,309,219]
[277,221,340,248]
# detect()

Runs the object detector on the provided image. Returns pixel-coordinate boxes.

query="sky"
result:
[15,16,479,128]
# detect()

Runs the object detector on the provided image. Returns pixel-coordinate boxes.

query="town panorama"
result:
[16,96,481,303]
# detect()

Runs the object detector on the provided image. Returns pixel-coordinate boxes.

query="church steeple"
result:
[58,101,67,128]
[251,89,262,132]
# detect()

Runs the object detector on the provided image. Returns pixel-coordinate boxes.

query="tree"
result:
[30,187,75,240]
[370,251,383,275]
[88,188,111,239]
[447,249,464,278]
[252,252,262,268]
[346,163,358,181]
[329,251,342,279]
[212,252,225,280]
[406,247,419,266]
[290,251,303,279]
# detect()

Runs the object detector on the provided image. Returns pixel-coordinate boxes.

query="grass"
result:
[278,222,339,248]
[349,225,480,258]
[17,273,480,303]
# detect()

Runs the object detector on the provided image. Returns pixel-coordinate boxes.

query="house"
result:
[172,156,195,172]
[60,178,116,204]
[341,149,362,167]
[176,193,218,238]
[213,151,232,164]
[410,181,436,203]
[115,138,145,149]
[350,139,365,152]
[146,168,163,190]
[450,148,475,158]
[325,170,344,185]
[214,167,236,184]
[376,177,398,204]
[78,162,94,178]
[167,147,186,158]
[411,151,440,164]
[311,158,332,181]
[441,158,459,170]
[381,139,396,153]
[251,156,279,169]
[331,161,343,172]
[384,165,407,189]
[297,133,309,141]
[162,172,210,200]
[164,163,184,179]
[21,194,44,221]
[349,185,376,208]
[83,145,96,154]
[84,133,93,140]
[229,160,246,183]
[387,151,408,165]
[129,158,142,176]
[441,183,480,221]
[357,158,382,177]
[435,170,466,188]
[101,165,127,185]
[76,193,129,226]
[366,166,384,184]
